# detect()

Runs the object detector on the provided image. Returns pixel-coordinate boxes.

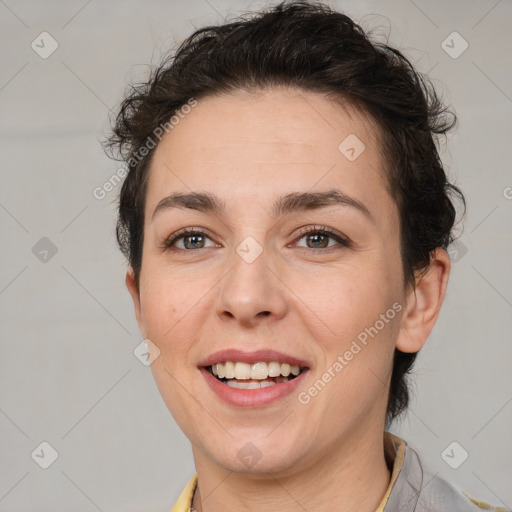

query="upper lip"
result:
[198,349,310,368]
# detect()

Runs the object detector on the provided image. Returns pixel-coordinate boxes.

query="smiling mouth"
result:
[206,361,307,389]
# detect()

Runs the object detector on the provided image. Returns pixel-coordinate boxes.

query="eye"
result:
[163,228,219,251]
[162,225,350,252]
[292,225,350,251]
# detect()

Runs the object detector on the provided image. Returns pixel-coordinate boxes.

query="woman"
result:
[104,1,505,510]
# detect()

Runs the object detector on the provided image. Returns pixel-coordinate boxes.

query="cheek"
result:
[139,267,194,326]
[311,274,399,400]
[316,260,400,334]
[138,273,192,357]
[138,267,219,375]
[305,261,401,394]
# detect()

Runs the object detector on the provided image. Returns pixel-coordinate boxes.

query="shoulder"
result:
[171,474,197,512]
[415,472,510,512]
[384,433,509,512]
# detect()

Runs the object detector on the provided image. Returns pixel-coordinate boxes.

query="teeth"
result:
[210,361,303,380]
[281,363,291,377]
[224,361,235,379]
[217,363,225,378]
[290,365,300,376]
[234,362,252,379]
[251,362,268,380]
[268,361,281,377]
[226,378,289,389]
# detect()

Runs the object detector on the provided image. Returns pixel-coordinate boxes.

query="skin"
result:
[126,86,451,511]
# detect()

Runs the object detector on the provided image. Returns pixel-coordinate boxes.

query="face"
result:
[128,87,411,476]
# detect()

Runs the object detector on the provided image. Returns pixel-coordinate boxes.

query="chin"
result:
[204,435,309,477]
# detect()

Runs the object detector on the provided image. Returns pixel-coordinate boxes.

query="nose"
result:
[215,240,288,328]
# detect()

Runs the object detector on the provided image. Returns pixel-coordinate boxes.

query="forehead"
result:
[146,87,393,223]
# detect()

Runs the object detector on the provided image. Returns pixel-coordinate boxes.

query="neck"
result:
[191,428,392,512]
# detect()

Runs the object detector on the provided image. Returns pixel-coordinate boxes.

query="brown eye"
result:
[304,232,330,248]
[180,233,206,249]
[293,226,350,251]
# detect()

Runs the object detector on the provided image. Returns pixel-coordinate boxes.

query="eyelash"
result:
[161,225,350,252]
[292,225,350,251]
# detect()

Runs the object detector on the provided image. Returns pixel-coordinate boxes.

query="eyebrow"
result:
[151,189,374,223]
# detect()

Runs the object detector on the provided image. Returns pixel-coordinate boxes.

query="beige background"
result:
[1,0,511,510]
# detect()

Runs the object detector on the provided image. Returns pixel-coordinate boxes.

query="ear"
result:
[396,248,451,353]
[126,268,144,335]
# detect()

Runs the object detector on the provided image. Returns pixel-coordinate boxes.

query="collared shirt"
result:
[171,433,508,512]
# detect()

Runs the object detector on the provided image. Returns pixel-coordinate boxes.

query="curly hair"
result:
[103,0,465,426]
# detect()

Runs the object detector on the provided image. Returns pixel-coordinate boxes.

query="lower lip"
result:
[199,367,309,407]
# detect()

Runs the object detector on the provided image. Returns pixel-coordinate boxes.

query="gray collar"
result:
[383,434,422,511]
[383,434,503,511]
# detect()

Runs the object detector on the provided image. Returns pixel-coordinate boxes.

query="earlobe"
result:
[396,248,451,354]
[125,268,144,334]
